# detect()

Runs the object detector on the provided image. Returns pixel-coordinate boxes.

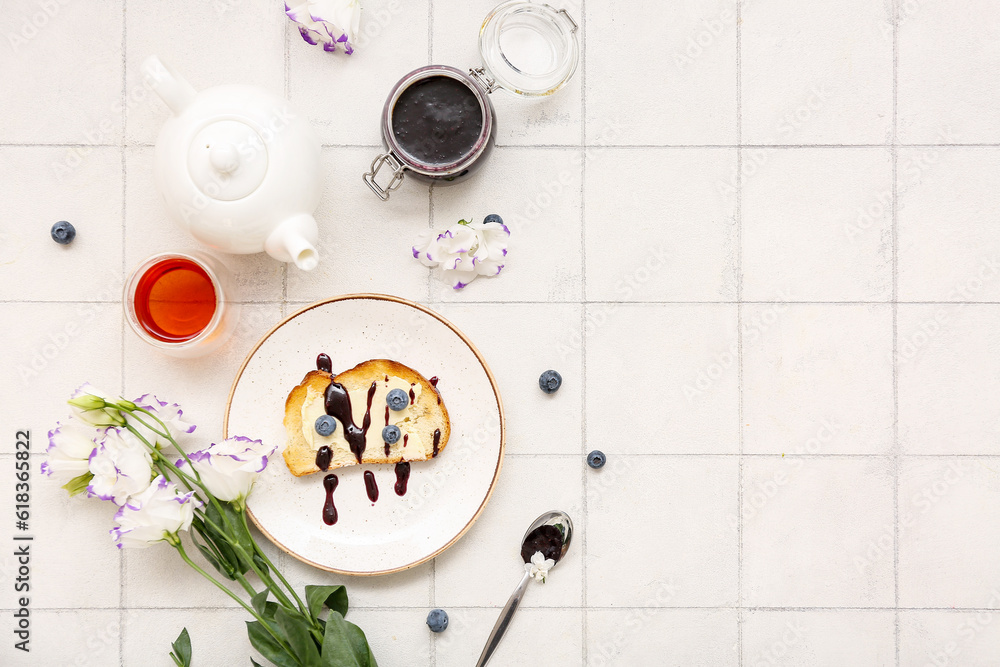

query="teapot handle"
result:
[142,55,196,115]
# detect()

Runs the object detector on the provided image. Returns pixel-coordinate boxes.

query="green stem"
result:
[240,506,310,619]
[124,404,321,644]
[190,525,258,598]
[172,539,293,656]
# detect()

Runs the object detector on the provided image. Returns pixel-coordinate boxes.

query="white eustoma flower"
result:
[110,476,201,549]
[68,383,125,427]
[40,422,100,484]
[178,436,276,503]
[412,219,510,289]
[286,0,361,54]
[87,428,154,505]
[129,393,196,447]
[524,550,555,583]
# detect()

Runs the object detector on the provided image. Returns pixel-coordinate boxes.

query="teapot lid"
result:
[187,120,269,201]
[477,1,579,97]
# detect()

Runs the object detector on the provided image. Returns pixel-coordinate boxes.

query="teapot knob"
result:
[209,143,240,174]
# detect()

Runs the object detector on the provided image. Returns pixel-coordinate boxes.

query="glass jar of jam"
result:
[364,1,580,200]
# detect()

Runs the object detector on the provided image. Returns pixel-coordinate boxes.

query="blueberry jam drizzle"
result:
[364,470,379,503]
[322,474,339,525]
[315,445,332,471]
[324,381,378,464]
[316,353,332,373]
[394,462,411,496]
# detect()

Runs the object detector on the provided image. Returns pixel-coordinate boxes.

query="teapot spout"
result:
[265,213,320,271]
[142,55,197,115]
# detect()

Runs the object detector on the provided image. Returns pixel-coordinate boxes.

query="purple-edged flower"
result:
[178,436,276,503]
[110,476,201,549]
[68,383,125,427]
[87,428,154,505]
[286,0,360,54]
[41,422,100,485]
[412,219,511,289]
[129,393,196,447]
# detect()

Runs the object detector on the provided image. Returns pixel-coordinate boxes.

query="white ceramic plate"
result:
[224,295,505,575]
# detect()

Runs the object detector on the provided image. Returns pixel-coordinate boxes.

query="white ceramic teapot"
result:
[142,55,322,270]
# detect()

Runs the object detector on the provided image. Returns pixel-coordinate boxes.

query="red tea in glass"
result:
[124,252,239,358]
[132,256,217,342]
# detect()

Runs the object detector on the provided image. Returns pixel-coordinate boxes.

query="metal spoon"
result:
[475,510,574,667]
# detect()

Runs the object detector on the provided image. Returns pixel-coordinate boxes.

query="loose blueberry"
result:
[483,214,504,225]
[386,388,409,411]
[538,370,562,394]
[314,415,337,437]
[382,424,401,445]
[587,450,606,469]
[51,221,76,245]
[426,608,449,633]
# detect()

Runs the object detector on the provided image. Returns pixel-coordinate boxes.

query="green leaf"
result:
[169,627,192,667]
[251,660,264,667]
[197,507,248,577]
[194,540,234,580]
[304,585,348,619]
[262,601,279,620]
[274,606,320,665]
[61,471,93,497]
[253,552,269,576]
[251,589,269,616]
[320,612,376,667]
[246,621,297,667]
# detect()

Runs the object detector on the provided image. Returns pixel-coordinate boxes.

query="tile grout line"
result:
[891,0,901,664]
[18,604,1000,612]
[428,185,434,304]
[735,0,744,662]
[277,17,292,620]
[12,299,1000,306]
[12,142,1000,149]
[16,451,1000,460]
[427,6,436,666]
[579,0,588,663]
[282,17,291,306]
[120,0,128,662]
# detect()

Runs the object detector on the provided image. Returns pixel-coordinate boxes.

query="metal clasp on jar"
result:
[363,152,407,201]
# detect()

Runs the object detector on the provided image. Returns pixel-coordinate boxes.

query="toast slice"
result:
[282,359,450,477]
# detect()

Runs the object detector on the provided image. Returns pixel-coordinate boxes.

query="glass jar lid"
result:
[477,1,580,97]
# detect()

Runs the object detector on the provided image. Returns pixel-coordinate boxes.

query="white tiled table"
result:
[3,0,1000,665]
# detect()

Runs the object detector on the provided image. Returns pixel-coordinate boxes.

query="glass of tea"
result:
[123,251,240,357]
